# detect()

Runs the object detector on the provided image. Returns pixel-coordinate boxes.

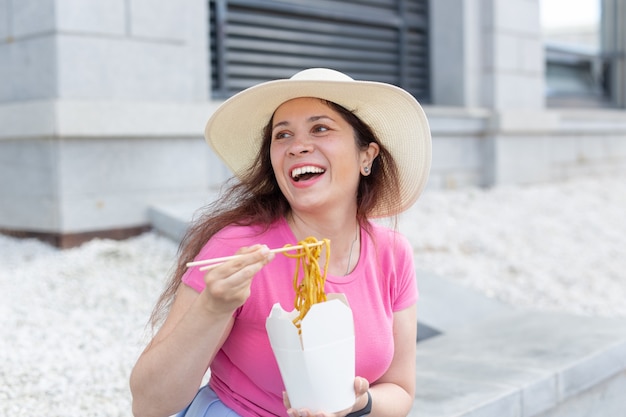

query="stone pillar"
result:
[0,0,223,246]
[601,0,626,108]
[479,0,544,110]
[430,0,544,109]
[429,0,484,107]
[430,0,546,186]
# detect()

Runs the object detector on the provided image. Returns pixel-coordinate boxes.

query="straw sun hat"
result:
[204,68,432,217]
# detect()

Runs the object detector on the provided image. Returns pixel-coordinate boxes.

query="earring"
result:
[363,166,370,174]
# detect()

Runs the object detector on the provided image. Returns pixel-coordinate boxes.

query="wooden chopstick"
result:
[186,241,325,271]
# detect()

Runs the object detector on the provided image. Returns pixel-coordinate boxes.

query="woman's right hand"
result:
[130,244,275,417]
[200,244,274,315]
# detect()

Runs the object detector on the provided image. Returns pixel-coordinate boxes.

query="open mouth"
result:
[291,165,325,182]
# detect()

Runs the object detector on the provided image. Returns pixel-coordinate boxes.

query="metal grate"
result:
[209,0,430,102]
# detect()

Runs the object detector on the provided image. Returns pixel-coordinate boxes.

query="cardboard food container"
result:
[265,294,355,413]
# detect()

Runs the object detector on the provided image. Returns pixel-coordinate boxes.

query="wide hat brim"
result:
[204,68,432,217]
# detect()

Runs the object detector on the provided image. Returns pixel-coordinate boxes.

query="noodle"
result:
[283,236,331,331]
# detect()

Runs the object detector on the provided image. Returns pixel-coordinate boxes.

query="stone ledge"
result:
[410,311,626,417]
[148,196,218,242]
[0,99,219,139]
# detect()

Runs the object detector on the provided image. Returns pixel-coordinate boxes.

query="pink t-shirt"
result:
[181,217,417,416]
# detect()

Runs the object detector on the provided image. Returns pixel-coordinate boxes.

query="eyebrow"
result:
[272,115,336,130]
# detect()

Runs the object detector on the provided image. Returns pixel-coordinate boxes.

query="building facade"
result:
[1,0,625,246]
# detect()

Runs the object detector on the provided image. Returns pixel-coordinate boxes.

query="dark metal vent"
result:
[209,0,430,102]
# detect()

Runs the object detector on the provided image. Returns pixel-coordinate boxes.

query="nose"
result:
[288,133,313,156]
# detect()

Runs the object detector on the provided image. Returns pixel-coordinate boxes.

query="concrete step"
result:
[416,268,514,337]
[411,311,626,417]
[148,196,216,242]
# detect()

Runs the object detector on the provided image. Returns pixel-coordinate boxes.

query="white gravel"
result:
[1,174,625,416]
[400,173,626,318]
[0,234,178,416]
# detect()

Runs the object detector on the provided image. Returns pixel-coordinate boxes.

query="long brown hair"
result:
[149,99,401,328]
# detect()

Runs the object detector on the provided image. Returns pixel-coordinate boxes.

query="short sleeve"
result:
[391,233,418,312]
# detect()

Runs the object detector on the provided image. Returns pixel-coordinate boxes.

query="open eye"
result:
[312,124,330,134]
[273,131,292,140]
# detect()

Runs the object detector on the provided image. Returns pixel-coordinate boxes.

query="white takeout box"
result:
[265,294,355,413]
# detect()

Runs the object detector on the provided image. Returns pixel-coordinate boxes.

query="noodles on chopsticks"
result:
[282,236,331,332]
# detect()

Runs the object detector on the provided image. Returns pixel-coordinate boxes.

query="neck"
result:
[287,211,361,276]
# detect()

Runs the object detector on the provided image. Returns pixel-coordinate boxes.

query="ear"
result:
[360,142,380,175]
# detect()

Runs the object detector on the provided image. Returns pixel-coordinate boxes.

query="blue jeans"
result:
[176,385,241,417]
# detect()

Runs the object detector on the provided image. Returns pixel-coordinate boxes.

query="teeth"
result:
[291,166,325,179]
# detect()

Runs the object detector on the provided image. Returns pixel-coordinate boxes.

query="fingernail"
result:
[262,245,275,260]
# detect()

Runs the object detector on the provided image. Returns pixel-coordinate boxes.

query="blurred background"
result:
[1,0,624,247]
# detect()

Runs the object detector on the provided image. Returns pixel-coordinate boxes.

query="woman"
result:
[130,68,432,417]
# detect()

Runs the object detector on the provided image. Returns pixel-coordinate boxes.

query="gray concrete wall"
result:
[425,107,626,189]
[485,109,626,185]
[0,0,208,103]
[0,0,222,242]
[0,135,225,234]
[426,0,626,189]
[1,0,625,243]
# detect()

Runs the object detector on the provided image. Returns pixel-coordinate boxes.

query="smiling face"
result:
[269,97,378,217]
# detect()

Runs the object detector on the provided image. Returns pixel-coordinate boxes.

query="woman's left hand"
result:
[283,376,370,417]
